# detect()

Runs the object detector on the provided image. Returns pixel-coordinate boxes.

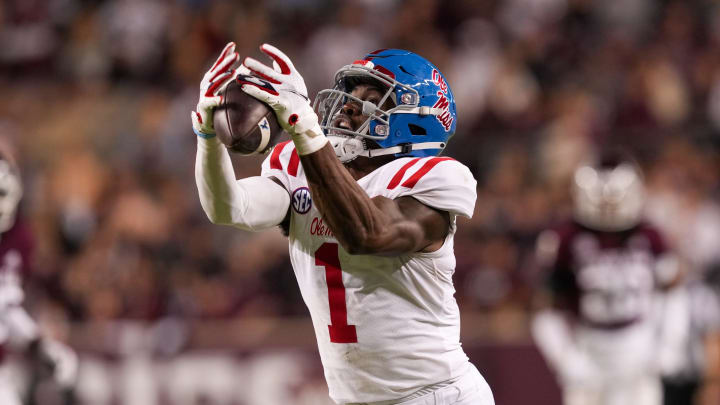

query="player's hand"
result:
[191,42,241,138]
[29,338,78,389]
[41,339,79,389]
[556,350,601,388]
[239,44,322,139]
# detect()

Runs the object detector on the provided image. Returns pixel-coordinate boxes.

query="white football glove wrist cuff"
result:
[193,127,216,139]
[292,122,328,155]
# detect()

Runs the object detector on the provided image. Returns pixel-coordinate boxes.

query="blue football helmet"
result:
[313,49,457,162]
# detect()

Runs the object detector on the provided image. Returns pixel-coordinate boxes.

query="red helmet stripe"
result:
[373,65,395,79]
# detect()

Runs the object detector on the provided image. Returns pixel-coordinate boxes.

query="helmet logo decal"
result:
[431,69,454,131]
[432,69,448,93]
[432,92,454,131]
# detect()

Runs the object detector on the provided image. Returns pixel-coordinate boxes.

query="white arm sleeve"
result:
[1,305,39,347]
[195,137,290,231]
[531,309,575,369]
[531,309,600,385]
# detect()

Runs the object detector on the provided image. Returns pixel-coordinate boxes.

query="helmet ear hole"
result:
[408,124,426,135]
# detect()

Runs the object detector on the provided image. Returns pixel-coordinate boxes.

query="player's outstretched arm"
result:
[301,144,449,256]
[193,43,290,231]
[195,137,289,231]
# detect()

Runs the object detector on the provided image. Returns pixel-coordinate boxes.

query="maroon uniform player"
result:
[532,153,679,405]
[0,155,76,405]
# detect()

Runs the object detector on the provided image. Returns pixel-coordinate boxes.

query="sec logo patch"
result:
[292,187,312,214]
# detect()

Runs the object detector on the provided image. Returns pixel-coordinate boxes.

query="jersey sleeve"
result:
[539,223,580,311]
[393,158,477,218]
[261,140,301,192]
[638,224,669,255]
[637,224,681,286]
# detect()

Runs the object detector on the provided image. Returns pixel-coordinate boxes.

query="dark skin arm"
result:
[300,143,449,256]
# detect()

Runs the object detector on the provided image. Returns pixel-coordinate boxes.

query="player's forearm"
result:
[301,144,414,254]
[1,305,39,347]
[196,136,244,224]
[195,137,289,230]
[531,308,576,367]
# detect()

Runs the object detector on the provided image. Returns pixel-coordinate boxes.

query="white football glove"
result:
[555,349,602,388]
[191,42,241,138]
[33,338,78,389]
[531,310,602,388]
[239,44,327,155]
[45,339,79,388]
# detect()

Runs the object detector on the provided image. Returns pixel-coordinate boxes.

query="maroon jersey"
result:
[545,220,669,328]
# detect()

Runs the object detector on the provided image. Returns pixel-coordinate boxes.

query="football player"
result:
[660,270,720,405]
[193,43,494,405]
[0,154,77,405]
[532,152,680,405]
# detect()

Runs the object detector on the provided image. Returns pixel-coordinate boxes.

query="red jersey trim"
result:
[288,149,300,177]
[400,157,454,189]
[387,158,421,190]
[269,141,292,170]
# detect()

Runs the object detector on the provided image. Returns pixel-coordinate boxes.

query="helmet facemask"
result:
[0,160,22,233]
[314,64,420,162]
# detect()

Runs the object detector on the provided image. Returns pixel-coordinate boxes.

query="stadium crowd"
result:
[0,0,719,358]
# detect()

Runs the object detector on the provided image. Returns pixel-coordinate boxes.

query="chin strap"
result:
[328,136,446,163]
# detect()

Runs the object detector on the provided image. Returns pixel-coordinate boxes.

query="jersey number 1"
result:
[315,243,358,343]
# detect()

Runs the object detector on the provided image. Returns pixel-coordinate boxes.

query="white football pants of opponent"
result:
[0,325,21,405]
[533,310,662,405]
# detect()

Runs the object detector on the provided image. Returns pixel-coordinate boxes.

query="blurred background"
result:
[0,0,719,404]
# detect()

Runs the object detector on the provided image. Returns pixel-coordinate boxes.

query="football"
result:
[213,79,283,154]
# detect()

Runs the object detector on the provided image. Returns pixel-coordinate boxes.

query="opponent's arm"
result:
[301,144,448,255]
[531,308,600,386]
[531,231,599,385]
[192,43,290,231]
[0,284,77,389]
[239,44,448,255]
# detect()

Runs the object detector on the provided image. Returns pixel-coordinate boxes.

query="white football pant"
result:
[357,364,495,405]
[0,367,21,405]
[563,375,661,405]
[563,321,662,405]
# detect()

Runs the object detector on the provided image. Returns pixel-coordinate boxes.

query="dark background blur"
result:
[1,0,719,404]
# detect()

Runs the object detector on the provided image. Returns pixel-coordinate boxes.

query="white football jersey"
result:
[261,141,478,404]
